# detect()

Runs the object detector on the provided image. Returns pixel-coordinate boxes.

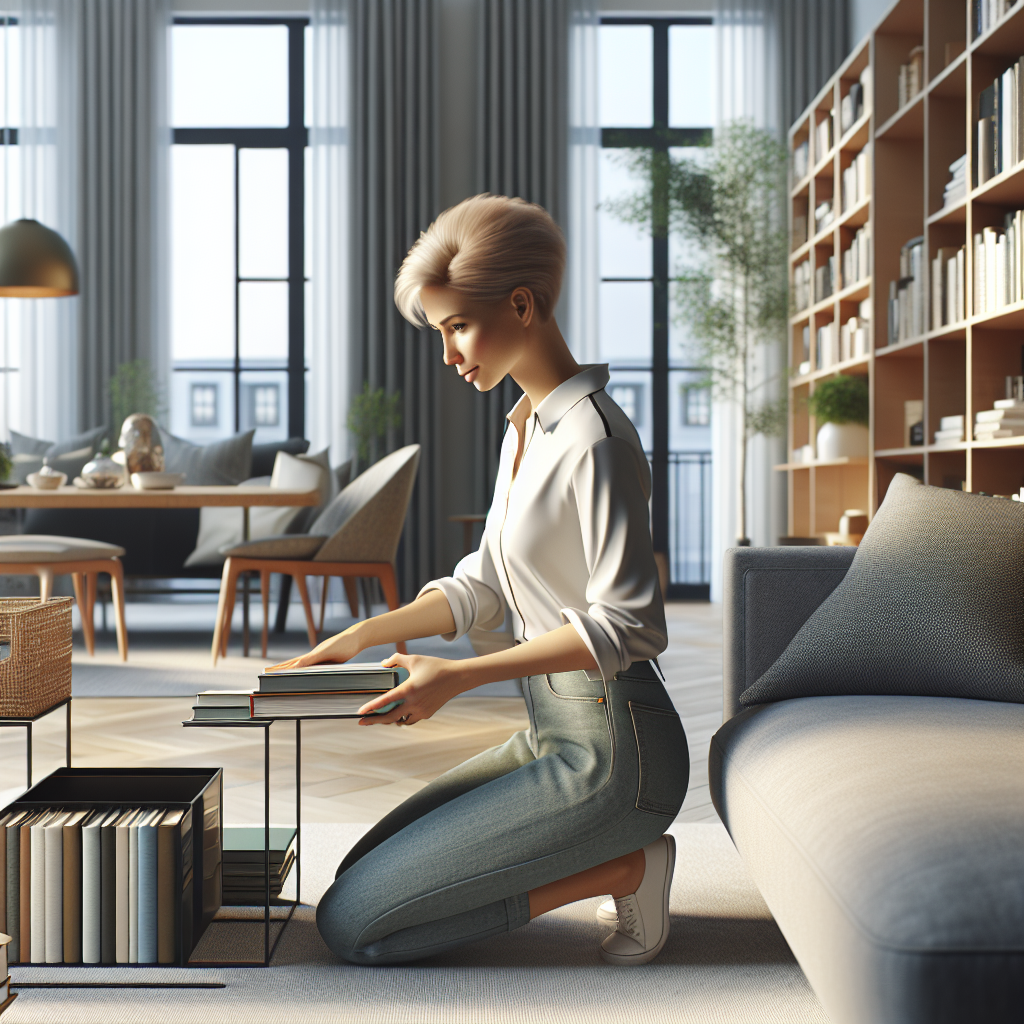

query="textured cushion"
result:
[251,437,310,477]
[220,534,327,560]
[161,428,255,485]
[9,425,107,458]
[11,446,94,485]
[287,448,334,535]
[742,474,1024,706]
[709,695,1024,1024]
[0,535,125,562]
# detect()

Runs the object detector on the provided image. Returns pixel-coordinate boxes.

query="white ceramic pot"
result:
[816,422,869,460]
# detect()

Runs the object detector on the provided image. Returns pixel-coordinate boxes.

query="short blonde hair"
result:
[394,194,566,328]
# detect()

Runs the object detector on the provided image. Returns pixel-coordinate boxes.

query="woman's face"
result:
[420,284,532,392]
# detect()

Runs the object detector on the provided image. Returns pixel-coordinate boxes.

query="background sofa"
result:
[710,545,1023,1024]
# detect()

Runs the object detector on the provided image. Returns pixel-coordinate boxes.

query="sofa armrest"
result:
[722,546,855,721]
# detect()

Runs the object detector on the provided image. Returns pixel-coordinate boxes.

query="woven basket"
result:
[0,597,73,718]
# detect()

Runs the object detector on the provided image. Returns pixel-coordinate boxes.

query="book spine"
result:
[19,824,30,962]
[157,822,177,964]
[63,819,82,963]
[0,817,5,937]
[5,823,18,962]
[138,822,158,964]
[115,823,129,963]
[100,821,117,964]
[81,825,102,964]
[44,824,63,963]
[129,822,139,963]
[30,823,45,963]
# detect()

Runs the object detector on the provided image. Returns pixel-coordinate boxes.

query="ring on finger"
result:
[398,714,410,724]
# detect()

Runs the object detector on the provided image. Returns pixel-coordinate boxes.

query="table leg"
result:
[66,701,71,767]
[296,719,301,906]
[243,508,251,658]
[264,723,270,966]
[26,722,32,789]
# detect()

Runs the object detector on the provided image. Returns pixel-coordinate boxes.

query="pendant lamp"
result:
[0,218,80,297]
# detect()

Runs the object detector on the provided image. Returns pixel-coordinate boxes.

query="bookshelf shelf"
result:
[784,0,1024,540]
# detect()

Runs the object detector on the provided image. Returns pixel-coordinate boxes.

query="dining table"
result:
[0,483,321,654]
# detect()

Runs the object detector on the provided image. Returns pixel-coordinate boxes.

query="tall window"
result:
[599,17,715,596]
[0,16,21,441]
[170,18,309,444]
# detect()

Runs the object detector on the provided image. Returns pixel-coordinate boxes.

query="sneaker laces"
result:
[613,893,644,945]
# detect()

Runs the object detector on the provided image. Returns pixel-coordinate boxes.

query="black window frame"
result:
[601,16,713,598]
[171,15,308,439]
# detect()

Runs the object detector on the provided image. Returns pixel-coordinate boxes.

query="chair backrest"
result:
[310,445,421,563]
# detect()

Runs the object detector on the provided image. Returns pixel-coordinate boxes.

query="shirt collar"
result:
[506,364,610,434]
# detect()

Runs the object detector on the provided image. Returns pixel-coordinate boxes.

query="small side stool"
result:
[0,535,128,660]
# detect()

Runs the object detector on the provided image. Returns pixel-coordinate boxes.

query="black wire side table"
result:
[0,696,72,789]
[181,717,306,967]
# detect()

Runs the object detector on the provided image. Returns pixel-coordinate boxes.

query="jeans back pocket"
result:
[629,701,689,816]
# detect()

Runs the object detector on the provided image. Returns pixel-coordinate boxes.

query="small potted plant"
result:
[808,374,869,460]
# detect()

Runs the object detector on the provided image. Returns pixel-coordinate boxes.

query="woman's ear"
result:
[510,287,534,327]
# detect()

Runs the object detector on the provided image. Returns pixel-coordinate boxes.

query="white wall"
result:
[850,0,893,49]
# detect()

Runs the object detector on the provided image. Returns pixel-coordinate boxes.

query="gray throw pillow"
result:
[741,473,1024,706]
[161,428,255,485]
[9,425,107,458]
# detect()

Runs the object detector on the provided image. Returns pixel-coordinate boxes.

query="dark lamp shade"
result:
[0,218,80,297]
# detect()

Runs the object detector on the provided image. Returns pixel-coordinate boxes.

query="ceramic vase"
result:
[81,453,125,488]
[118,414,165,474]
[816,422,868,460]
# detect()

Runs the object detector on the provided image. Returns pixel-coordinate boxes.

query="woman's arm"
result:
[265,589,457,670]
[355,623,598,726]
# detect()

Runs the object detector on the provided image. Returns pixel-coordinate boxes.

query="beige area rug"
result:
[7,823,828,1024]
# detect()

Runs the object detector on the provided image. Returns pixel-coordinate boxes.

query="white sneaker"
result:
[599,834,675,966]
[596,899,617,923]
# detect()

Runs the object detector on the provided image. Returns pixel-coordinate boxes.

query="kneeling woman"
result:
[274,194,689,966]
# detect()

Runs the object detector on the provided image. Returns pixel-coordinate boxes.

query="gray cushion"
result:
[11,446,95,485]
[220,534,327,560]
[742,474,1024,706]
[160,428,255,485]
[709,695,1024,1024]
[251,437,309,477]
[0,534,125,561]
[9,427,108,483]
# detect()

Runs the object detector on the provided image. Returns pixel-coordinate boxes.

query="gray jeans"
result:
[316,660,689,964]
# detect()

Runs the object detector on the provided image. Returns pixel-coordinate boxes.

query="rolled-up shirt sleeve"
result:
[561,437,668,681]
[416,522,507,642]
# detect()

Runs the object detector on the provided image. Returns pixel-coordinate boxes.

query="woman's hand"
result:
[265,625,362,672]
[357,653,463,727]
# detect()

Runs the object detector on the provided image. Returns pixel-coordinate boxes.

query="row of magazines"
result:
[1,806,187,965]
[190,663,408,721]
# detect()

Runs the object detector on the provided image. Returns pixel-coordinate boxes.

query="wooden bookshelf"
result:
[782,0,1024,538]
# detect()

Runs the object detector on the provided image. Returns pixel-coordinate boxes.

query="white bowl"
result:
[27,471,67,490]
[131,471,185,490]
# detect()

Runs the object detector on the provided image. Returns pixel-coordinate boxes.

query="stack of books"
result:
[974,0,1017,37]
[934,415,965,445]
[840,147,870,213]
[842,224,871,288]
[815,253,837,303]
[839,299,872,362]
[975,400,1024,441]
[839,73,869,136]
[897,45,924,109]
[943,154,968,208]
[0,806,187,964]
[814,198,834,235]
[932,245,967,328]
[975,58,1022,186]
[888,236,925,344]
[222,827,296,906]
[816,322,838,370]
[190,663,408,722]
[972,209,1022,316]
[792,139,809,181]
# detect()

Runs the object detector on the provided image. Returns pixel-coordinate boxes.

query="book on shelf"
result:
[792,139,809,180]
[975,425,1024,439]
[62,809,87,964]
[814,199,834,233]
[190,705,252,720]
[250,691,403,719]
[815,113,833,162]
[977,407,1024,423]
[793,259,811,311]
[932,245,967,329]
[839,301,871,362]
[222,827,296,907]
[933,428,964,443]
[939,415,965,431]
[888,236,925,343]
[839,77,867,136]
[842,224,870,288]
[816,322,838,369]
[975,58,1023,187]
[973,210,1022,317]
[943,154,967,207]
[815,256,837,303]
[897,46,924,109]
[974,0,1016,38]
[841,148,870,214]
[257,662,409,693]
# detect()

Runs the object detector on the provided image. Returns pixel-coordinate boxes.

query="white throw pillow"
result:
[184,452,327,567]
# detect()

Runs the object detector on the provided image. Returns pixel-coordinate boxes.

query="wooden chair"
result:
[211,445,420,663]
[0,535,128,660]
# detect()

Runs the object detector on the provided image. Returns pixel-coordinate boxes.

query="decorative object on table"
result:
[0,218,79,297]
[80,439,125,489]
[0,930,14,1014]
[118,413,165,474]
[0,767,222,966]
[8,427,106,485]
[222,827,296,906]
[808,375,869,460]
[130,471,185,490]
[903,399,924,446]
[0,541,127,660]
[26,462,67,489]
[211,444,420,663]
[0,597,72,716]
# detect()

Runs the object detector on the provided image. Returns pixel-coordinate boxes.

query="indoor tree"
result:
[607,121,789,545]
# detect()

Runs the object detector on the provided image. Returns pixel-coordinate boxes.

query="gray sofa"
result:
[710,546,1024,1024]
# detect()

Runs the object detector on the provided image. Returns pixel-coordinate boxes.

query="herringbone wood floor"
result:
[0,602,723,825]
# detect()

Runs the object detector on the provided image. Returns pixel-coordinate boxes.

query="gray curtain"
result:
[73,0,170,435]
[473,0,570,511]
[347,0,439,598]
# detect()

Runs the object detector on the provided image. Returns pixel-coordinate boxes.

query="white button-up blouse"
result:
[419,364,667,682]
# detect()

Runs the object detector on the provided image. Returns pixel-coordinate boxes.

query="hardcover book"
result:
[258,663,408,693]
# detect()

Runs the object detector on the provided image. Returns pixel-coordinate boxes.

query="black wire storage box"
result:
[2,767,223,967]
